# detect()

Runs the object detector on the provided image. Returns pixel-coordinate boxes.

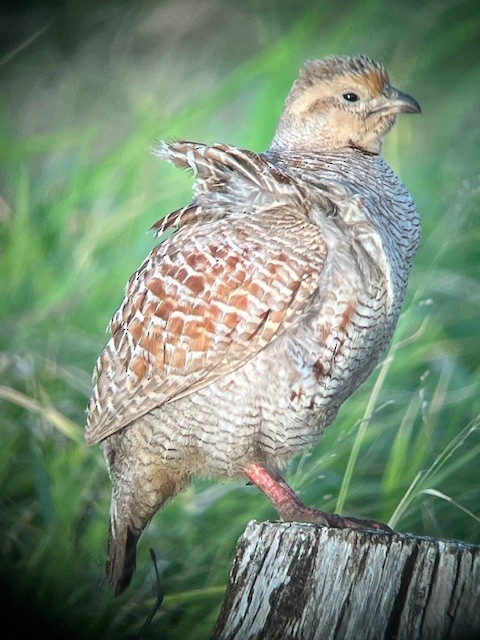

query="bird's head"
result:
[270,55,421,155]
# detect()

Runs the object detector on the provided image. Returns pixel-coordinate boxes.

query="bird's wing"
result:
[86,143,329,445]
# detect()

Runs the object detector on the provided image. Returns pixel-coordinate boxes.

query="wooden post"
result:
[211,521,480,640]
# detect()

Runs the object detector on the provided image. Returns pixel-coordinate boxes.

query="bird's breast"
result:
[281,217,395,418]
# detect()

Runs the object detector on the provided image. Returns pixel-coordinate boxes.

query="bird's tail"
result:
[106,505,143,596]
[104,467,184,596]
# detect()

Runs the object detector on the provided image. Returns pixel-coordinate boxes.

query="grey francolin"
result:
[86,54,421,595]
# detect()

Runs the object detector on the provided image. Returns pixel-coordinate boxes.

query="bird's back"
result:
[88,143,420,477]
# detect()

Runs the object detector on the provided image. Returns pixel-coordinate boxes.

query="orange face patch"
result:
[354,69,387,94]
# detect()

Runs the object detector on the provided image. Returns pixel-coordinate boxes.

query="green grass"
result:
[1,1,479,638]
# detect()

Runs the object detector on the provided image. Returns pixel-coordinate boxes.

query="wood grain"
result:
[212,521,480,640]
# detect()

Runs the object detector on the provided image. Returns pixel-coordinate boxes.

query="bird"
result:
[86,54,421,596]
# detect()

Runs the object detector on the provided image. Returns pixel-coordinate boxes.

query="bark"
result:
[211,521,480,640]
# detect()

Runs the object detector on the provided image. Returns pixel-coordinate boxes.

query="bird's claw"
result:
[281,505,393,533]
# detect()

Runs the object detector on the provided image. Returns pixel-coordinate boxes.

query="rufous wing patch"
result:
[86,215,327,445]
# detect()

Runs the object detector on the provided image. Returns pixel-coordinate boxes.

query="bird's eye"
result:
[342,93,359,102]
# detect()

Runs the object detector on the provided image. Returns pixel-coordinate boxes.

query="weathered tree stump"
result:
[211,521,480,640]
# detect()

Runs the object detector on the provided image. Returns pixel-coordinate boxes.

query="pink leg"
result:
[244,462,392,533]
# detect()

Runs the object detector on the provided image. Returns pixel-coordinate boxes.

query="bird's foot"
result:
[243,462,392,534]
[279,503,393,533]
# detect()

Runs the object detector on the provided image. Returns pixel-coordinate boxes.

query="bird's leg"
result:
[243,462,392,533]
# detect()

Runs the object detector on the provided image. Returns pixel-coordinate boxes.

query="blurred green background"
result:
[1,0,479,638]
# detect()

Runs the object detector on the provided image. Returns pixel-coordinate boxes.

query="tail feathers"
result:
[106,521,141,596]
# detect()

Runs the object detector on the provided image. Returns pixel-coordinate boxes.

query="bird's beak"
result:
[370,86,421,116]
